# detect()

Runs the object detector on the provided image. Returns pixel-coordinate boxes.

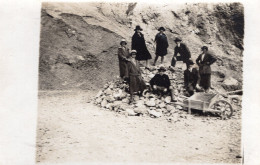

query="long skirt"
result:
[199,74,211,90]
[129,75,146,94]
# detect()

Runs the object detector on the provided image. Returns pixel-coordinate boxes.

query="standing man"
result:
[196,46,217,92]
[150,66,177,102]
[153,27,169,66]
[184,59,199,96]
[171,37,191,69]
[131,25,152,69]
[117,39,130,80]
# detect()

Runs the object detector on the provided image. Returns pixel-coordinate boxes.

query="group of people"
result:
[118,25,217,103]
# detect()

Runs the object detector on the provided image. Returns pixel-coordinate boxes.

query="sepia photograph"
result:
[35,2,244,164]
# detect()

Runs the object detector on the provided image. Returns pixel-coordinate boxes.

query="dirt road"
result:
[36,90,242,164]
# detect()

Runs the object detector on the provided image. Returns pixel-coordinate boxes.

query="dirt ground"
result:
[36,90,242,164]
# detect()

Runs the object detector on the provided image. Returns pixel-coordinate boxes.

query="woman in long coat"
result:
[118,39,130,79]
[131,25,152,68]
[196,46,217,92]
[153,27,169,65]
[125,50,147,103]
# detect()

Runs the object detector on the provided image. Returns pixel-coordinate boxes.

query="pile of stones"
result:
[92,65,188,118]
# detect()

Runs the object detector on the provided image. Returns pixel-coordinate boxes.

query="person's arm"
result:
[208,54,217,65]
[196,55,201,66]
[118,48,126,61]
[165,75,171,88]
[131,35,137,50]
[184,44,191,59]
[174,46,178,57]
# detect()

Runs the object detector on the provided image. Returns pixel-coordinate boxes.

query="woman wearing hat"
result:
[131,25,152,68]
[184,59,199,96]
[171,37,191,70]
[153,27,169,65]
[196,46,217,92]
[125,50,147,103]
[118,39,130,79]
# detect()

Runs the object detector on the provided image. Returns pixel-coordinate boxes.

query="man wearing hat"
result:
[153,27,169,65]
[131,25,152,69]
[149,66,176,102]
[171,37,191,70]
[125,50,147,103]
[184,59,199,96]
[118,39,130,79]
[196,46,217,92]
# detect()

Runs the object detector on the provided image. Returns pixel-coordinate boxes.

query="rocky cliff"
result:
[39,2,244,92]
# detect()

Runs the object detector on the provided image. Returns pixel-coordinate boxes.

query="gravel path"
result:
[36,90,242,164]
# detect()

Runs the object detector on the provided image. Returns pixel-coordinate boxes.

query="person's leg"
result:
[169,86,177,102]
[161,56,164,64]
[153,55,159,66]
[171,57,176,67]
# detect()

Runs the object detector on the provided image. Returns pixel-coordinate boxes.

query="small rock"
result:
[126,109,136,116]
[148,110,162,118]
[164,96,172,104]
[101,99,108,107]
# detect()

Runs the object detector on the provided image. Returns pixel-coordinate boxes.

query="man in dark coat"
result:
[171,37,191,69]
[184,59,199,96]
[153,27,169,65]
[125,50,147,103]
[196,46,217,92]
[150,66,177,102]
[118,39,130,79]
[131,25,152,68]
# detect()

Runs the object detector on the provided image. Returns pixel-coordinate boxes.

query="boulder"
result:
[159,102,166,108]
[223,77,238,86]
[146,98,156,107]
[166,105,175,112]
[126,108,136,116]
[164,96,172,104]
[95,90,103,98]
[101,99,108,107]
[104,88,113,95]
[148,109,162,118]
[95,97,103,104]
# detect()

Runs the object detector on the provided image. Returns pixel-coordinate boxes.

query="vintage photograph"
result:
[36,2,244,164]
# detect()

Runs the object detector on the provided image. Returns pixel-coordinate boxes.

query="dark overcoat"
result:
[195,52,217,74]
[118,46,130,78]
[150,74,171,89]
[131,32,152,61]
[184,68,199,89]
[125,60,146,94]
[173,43,191,62]
[155,33,169,56]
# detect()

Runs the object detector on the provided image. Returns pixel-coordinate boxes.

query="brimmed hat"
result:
[134,25,143,31]
[130,50,137,55]
[158,66,166,72]
[201,46,208,51]
[158,27,165,31]
[187,59,195,65]
[120,39,127,45]
[174,37,182,42]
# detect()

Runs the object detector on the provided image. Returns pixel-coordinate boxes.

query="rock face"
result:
[39,2,244,91]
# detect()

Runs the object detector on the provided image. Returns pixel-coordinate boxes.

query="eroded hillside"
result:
[39,2,244,92]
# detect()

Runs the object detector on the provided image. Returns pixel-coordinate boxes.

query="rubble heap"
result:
[92,65,190,118]
[91,65,242,120]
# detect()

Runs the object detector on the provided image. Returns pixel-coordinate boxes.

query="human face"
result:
[159,70,164,76]
[176,41,181,47]
[202,48,207,54]
[121,42,126,46]
[160,30,164,33]
[136,29,141,33]
[131,53,136,58]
